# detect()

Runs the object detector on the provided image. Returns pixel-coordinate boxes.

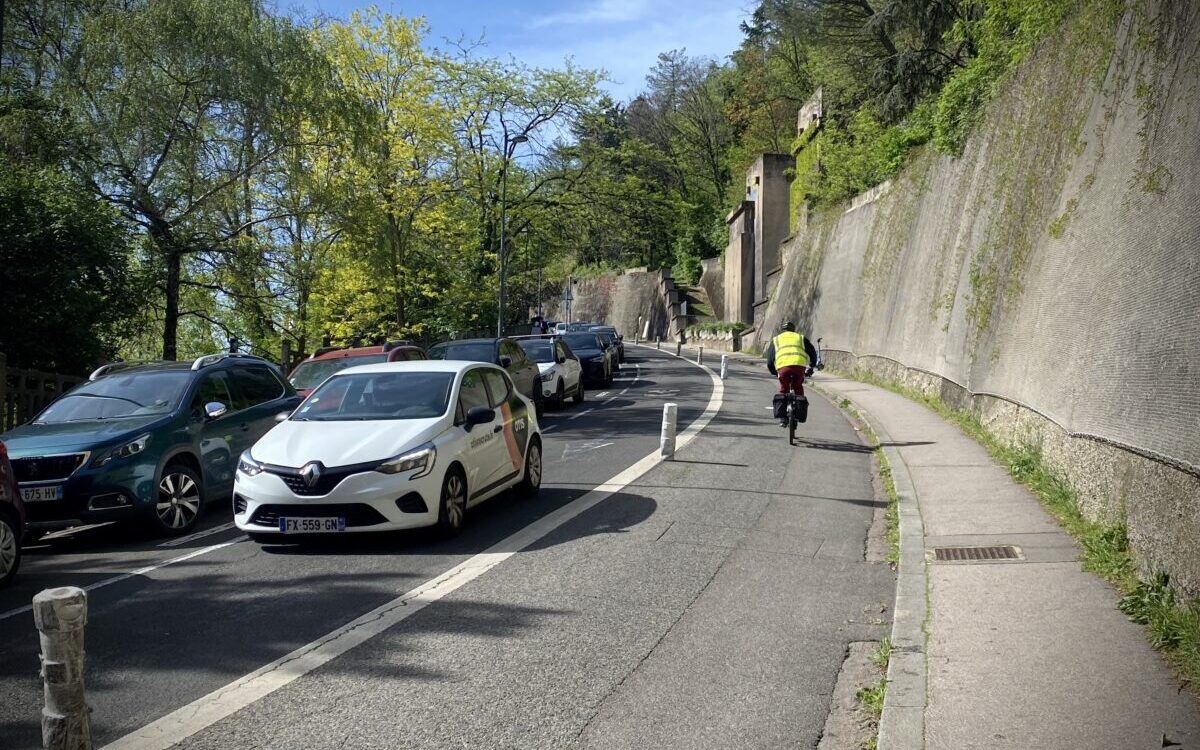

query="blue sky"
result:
[295,0,751,101]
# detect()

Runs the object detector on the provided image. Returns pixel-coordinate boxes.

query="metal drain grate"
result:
[932,545,1021,562]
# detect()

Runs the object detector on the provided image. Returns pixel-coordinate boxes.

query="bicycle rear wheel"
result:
[788,401,797,445]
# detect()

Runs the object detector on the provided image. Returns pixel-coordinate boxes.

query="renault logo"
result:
[300,462,324,488]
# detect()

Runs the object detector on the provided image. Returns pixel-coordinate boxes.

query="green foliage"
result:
[689,321,748,335]
[933,0,1078,153]
[856,679,886,719]
[1120,574,1200,660]
[0,164,139,373]
[869,637,892,670]
[795,102,932,208]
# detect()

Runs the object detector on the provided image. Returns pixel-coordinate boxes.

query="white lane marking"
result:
[40,522,116,540]
[604,397,617,404]
[594,391,610,399]
[101,345,724,750]
[0,540,246,623]
[568,408,595,421]
[541,425,558,433]
[562,441,614,458]
[158,522,237,548]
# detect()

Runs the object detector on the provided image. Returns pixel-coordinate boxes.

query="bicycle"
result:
[782,390,809,445]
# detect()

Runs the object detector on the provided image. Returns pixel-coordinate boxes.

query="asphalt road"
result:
[0,347,894,750]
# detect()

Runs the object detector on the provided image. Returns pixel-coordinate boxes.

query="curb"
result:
[812,382,927,750]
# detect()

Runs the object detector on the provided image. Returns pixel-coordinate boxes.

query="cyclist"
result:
[764,320,820,426]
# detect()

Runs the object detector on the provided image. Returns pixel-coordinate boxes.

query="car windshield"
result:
[36,370,191,423]
[289,355,386,390]
[427,342,495,362]
[563,333,601,353]
[294,372,454,421]
[517,340,555,363]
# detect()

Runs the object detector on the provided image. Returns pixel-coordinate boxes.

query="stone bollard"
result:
[656,338,661,351]
[675,341,682,357]
[33,587,91,750]
[720,355,728,380]
[659,403,677,460]
[697,346,703,365]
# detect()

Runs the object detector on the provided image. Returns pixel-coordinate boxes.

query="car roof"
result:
[307,345,387,361]
[89,354,281,382]
[430,338,499,346]
[337,360,500,377]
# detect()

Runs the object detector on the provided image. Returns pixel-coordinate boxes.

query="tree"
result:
[0,164,138,372]
[46,0,316,359]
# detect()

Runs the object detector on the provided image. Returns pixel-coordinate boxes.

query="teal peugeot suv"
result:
[0,353,301,537]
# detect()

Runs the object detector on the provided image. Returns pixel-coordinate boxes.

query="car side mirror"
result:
[274,411,290,423]
[618,335,623,341]
[464,405,495,431]
[499,356,512,368]
[817,337,823,343]
[205,402,227,420]
[556,355,566,365]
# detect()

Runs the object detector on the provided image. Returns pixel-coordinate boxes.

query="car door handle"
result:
[493,425,503,434]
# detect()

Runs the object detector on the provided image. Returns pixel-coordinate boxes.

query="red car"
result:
[0,439,26,587]
[286,341,426,397]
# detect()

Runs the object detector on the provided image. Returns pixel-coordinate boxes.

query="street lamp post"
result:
[497,133,528,338]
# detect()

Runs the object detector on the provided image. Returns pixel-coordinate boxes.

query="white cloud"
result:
[514,3,747,100]
[530,0,651,28]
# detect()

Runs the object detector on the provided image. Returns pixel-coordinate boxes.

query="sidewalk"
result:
[816,375,1200,749]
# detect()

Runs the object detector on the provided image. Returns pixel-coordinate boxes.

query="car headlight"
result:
[90,434,151,468]
[375,443,436,479]
[237,451,264,477]
[540,370,556,382]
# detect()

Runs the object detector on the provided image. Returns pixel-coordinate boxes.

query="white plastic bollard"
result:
[656,338,661,350]
[33,587,91,750]
[720,354,728,380]
[659,402,678,459]
[697,346,703,365]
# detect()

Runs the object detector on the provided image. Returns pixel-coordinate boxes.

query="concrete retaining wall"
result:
[544,269,677,342]
[699,258,725,321]
[760,0,1200,595]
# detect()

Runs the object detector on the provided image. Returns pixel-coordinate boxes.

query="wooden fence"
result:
[0,353,85,432]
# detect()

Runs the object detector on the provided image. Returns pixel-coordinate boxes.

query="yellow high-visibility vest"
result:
[773,331,807,368]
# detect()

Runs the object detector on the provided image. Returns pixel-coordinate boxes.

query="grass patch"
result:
[869,636,893,669]
[840,366,1200,694]
[856,638,893,750]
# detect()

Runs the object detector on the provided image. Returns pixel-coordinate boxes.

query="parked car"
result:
[234,360,542,541]
[514,335,585,409]
[0,439,25,587]
[590,326,625,364]
[426,338,545,417]
[0,354,302,537]
[559,332,613,386]
[287,341,425,398]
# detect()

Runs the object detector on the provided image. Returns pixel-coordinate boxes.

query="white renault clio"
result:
[234,360,542,542]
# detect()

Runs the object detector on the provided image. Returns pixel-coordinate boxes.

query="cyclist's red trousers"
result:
[777,365,806,396]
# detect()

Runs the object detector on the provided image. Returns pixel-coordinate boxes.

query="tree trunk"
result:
[163,249,181,361]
